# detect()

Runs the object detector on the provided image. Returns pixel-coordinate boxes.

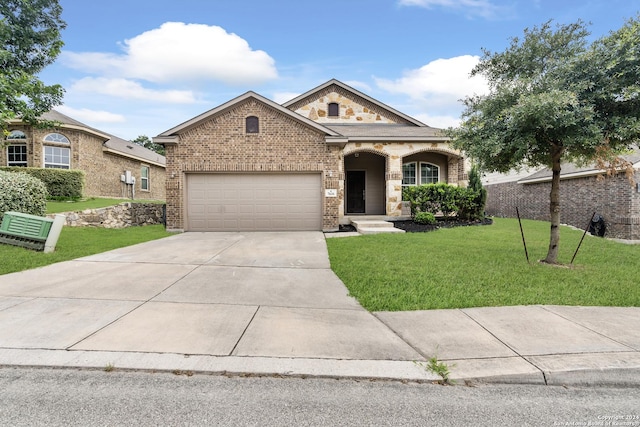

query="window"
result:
[44,133,70,144]
[402,162,439,186]
[402,162,416,186]
[246,116,259,133]
[7,130,26,141]
[420,162,439,184]
[44,146,70,169]
[7,145,27,167]
[141,166,149,191]
[328,102,339,117]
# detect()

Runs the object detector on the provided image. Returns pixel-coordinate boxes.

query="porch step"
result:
[350,220,405,235]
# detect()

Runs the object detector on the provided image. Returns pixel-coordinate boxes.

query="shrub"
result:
[0,170,48,220]
[0,167,84,200]
[414,211,436,225]
[403,180,486,221]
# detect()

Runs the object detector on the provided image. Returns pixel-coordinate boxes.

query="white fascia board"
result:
[153,136,179,146]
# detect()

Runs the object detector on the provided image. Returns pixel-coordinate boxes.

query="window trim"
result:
[7,144,28,167]
[140,165,150,191]
[245,116,259,134]
[43,145,71,169]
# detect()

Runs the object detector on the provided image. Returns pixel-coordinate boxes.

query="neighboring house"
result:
[484,150,640,240]
[154,79,467,232]
[2,110,166,200]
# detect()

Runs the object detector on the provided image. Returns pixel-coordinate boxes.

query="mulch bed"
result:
[391,217,493,233]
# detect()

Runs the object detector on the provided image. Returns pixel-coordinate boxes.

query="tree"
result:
[132,135,166,156]
[452,18,640,264]
[1,0,66,134]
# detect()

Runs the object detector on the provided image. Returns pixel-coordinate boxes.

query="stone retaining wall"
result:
[48,203,165,228]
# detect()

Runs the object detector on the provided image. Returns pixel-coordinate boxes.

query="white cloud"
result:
[399,0,507,19]
[61,22,278,85]
[71,77,196,103]
[375,55,488,109]
[56,105,126,124]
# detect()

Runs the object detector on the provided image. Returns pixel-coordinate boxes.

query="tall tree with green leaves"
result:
[452,18,640,264]
[132,135,166,156]
[1,0,66,134]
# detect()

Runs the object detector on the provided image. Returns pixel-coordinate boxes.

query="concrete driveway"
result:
[0,232,420,361]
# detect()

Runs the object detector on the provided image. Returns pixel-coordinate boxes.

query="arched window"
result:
[6,130,26,140]
[44,133,70,144]
[246,116,259,134]
[328,102,339,117]
[6,131,27,167]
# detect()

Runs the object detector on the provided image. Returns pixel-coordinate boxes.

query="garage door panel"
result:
[186,174,321,231]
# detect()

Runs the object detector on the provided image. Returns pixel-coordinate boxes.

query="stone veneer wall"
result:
[165,98,341,231]
[288,85,412,124]
[49,203,164,228]
[485,173,640,240]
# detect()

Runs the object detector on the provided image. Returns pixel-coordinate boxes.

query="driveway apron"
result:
[0,232,420,361]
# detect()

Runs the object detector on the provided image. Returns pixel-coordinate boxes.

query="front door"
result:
[346,171,365,214]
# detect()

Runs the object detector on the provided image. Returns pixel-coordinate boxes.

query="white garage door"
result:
[186,173,322,231]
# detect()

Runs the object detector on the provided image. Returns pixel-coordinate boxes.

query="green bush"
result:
[403,181,486,221]
[414,211,436,225]
[0,170,48,220]
[0,167,84,200]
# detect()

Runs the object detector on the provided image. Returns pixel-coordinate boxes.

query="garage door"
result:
[186,173,322,231]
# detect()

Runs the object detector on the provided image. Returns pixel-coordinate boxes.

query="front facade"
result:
[155,80,467,232]
[2,110,166,200]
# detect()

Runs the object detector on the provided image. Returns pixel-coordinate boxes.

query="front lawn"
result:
[0,225,173,276]
[326,218,640,311]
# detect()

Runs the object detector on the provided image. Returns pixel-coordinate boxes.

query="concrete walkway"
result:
[0,232,639,386]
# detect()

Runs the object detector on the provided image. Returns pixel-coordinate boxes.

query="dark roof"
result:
[40,110,165,166]
[325,124,444,139]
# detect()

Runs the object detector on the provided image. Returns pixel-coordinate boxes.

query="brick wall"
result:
[486,173,640,240]
[2,125,166,200]
[165,98,341,231]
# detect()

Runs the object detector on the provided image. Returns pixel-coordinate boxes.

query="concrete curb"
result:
[2,349,639,387]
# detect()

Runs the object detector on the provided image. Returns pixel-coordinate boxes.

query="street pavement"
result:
[0,231,638,386]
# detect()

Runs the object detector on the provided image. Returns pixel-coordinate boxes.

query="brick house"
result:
[2,110,166,200]
[154,79,467,232]
[484,151,640,240]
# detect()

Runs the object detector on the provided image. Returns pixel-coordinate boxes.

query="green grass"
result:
[326,218,640,311]
[46,198,165,214]
[0,225,173,276]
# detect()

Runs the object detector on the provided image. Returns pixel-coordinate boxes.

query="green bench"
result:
[0,211,64,252]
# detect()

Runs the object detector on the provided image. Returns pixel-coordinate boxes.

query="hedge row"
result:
[0,167,84,200]
[403,182,486,221]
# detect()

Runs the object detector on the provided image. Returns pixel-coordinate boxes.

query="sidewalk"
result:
[0,232,638,386]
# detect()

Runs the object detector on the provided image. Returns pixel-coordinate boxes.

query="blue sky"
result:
[40,0,638,140]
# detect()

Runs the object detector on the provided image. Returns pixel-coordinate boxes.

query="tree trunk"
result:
[544,145,563,264]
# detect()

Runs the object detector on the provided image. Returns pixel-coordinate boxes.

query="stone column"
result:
[387,154,403,216]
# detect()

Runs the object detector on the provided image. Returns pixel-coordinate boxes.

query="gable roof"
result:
[282,79,427,127]
[155,91,342,142]
[35,110,166,167]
